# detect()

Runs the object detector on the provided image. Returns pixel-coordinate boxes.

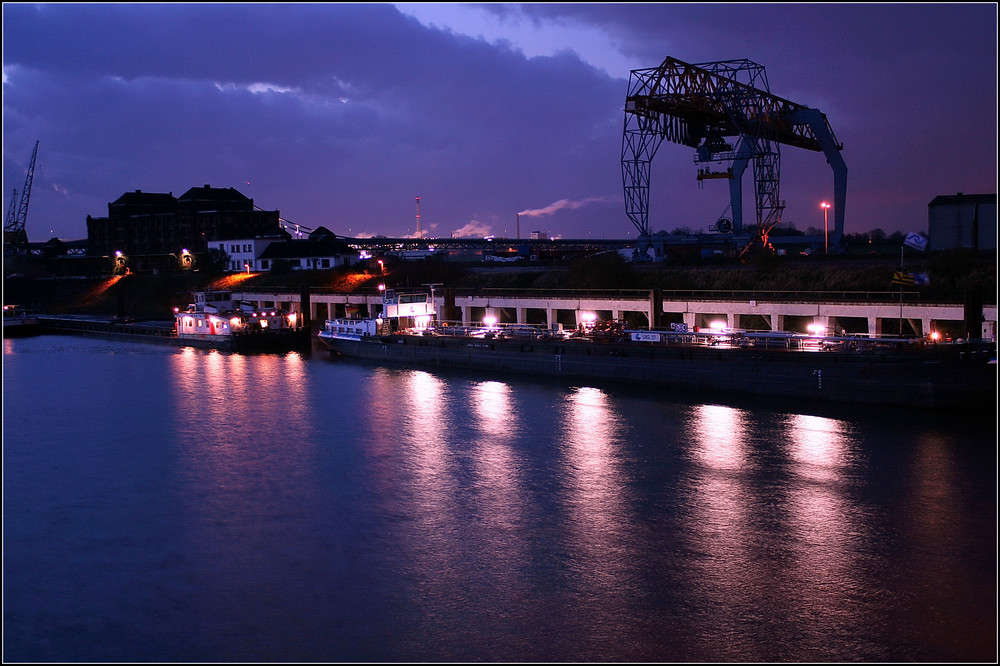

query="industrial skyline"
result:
[2,3,997,242]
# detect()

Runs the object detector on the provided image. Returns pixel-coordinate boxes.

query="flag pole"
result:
[899,244,904,336]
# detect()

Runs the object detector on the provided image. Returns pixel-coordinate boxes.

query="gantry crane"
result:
[4,140,39,256]
[622,57,846,255]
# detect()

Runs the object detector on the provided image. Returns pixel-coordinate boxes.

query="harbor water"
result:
[3,335,996,662]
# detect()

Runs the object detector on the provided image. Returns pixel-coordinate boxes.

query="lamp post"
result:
[820,202,831,254]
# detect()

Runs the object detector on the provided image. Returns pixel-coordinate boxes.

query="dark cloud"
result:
[2,3,996,241]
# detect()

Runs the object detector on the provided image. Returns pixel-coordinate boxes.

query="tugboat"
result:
[174,290,307,351]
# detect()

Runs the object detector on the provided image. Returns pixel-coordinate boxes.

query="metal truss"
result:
[622,57,846,253]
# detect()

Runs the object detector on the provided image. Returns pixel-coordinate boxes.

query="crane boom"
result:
[4,140,39,255]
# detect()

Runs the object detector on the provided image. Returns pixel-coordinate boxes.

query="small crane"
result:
[4,140,39,256]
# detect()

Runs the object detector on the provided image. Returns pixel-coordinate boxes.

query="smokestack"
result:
[415,196,421,236]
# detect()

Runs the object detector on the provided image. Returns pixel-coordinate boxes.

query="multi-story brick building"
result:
[86,185,281,270]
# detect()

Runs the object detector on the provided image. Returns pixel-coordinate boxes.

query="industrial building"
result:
[928,193,996,251]
[85,185,282,270]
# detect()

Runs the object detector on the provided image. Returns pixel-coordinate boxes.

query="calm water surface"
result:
[3,335,996,662]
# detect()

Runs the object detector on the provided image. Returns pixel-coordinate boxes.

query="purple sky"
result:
[3,3,996,242]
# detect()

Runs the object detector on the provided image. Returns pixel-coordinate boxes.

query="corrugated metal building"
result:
[928,193,996,251]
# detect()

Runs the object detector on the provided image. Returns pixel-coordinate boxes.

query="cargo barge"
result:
[318,290,997,412]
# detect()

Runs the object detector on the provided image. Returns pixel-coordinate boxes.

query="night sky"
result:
[3,3,996,243]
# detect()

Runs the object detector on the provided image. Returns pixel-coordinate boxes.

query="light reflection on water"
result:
[2,336,996,662]
[560,386,633,596]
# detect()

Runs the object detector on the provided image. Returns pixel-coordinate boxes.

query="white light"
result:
[807,323,826,336]
[483,315,498,327]
[709,320,727,332]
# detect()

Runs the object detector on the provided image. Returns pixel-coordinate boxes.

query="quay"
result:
[226,288,997,340]
[36,314,178,343]
[17,288,997,345]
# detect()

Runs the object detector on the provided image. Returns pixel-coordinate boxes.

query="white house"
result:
[213,232,290,272]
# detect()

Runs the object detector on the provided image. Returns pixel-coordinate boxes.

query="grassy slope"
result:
[3,250,995,319]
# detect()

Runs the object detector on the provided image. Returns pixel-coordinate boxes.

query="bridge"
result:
[226,287,998,340]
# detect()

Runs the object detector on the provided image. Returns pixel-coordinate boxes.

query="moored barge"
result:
[318,290,997,411]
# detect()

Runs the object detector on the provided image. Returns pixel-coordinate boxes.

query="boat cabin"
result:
[175,290,297,339]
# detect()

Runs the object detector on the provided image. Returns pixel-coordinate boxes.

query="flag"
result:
[914,272,930,286]
[892,270,916,286]
[903,232,928,251]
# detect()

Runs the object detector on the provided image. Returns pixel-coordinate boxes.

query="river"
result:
[3,335,996,662]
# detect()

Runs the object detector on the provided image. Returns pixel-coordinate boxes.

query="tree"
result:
[202,247,229,274]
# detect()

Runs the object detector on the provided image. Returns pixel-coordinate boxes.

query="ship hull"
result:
[320,333,997,411]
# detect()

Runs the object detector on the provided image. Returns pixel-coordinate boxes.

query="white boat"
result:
[174,290,305,350]
[319,316,382,341]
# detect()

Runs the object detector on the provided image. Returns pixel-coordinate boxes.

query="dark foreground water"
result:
[3,335,996,662]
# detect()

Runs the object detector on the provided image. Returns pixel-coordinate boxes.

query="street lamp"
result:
[820,202,831,254]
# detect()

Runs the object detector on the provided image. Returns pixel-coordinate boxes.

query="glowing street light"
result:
[820,202,831,254]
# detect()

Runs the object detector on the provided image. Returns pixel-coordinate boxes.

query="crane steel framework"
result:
[622,57,846,254]
[4,140,39,256]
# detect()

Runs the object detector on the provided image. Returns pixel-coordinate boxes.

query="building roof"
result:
[928,193,996,206]
[177,185,253,205]
[109,190,177,209]
[258,238,358,260]
[309,225,337,240]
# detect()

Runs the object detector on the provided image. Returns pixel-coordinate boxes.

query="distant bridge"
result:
[342,233,831,260]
